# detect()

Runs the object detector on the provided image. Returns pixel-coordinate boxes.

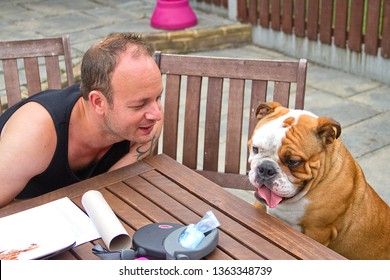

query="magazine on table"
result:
[0,197,100,260]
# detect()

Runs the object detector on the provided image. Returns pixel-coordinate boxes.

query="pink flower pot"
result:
[151,0,197,30]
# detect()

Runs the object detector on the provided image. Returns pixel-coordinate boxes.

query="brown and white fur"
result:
[248,102,390,260]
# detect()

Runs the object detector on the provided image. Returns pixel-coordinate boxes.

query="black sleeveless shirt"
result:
[0,84,130,198]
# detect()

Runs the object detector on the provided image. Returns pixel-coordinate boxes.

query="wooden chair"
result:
[0,35,74,114]
[154,51,307,190]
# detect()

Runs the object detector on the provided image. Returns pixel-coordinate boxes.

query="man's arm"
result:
[0,103,56,208]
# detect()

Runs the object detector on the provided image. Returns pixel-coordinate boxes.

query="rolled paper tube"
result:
[81,190,131,251]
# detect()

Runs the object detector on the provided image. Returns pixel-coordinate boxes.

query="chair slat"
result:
[273,81,291,107]
[248,80,268,138]
[247,80,269,172]
[160,54,301,82]
[182,75,202,169]
[295,59,307,109]
[61,35,75,86]
[3,59,22,107]
[162,74,181,159]
[24,57,41,95]
[203,77,223,171]
[45,56,62,89]
[0,38,65,58]
[225,78,245,174]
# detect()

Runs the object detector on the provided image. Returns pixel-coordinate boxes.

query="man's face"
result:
[103,50,163,144]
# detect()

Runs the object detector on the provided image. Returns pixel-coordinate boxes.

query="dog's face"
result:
[248,102,341,208]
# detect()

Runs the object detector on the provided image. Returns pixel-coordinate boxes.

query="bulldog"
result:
[248,102,390,260]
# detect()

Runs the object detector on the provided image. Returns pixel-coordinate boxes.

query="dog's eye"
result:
[252,146,259,154]
[286,159,303,169]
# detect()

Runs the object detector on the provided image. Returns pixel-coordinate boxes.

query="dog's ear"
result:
[255,102,281,120]
[317,117,341,144]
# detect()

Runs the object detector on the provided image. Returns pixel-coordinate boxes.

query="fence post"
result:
[237,0,248,21]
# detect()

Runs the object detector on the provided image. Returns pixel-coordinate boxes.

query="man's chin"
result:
[132,133,155,145]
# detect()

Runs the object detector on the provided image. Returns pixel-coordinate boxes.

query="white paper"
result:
[81,190,131,251]
[0,197,100,259]
[46,197,100,246]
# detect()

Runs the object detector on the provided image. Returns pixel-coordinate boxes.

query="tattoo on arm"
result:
[135,134,158,161]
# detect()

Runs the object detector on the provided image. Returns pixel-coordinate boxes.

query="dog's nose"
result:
[257,161,277,180]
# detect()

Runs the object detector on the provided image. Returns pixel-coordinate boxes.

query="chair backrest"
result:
[0,35,74,114]
[154,51,307,190]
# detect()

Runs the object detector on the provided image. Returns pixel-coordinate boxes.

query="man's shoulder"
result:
[0,83,81,130]
[6,102,55,127]
[29,83,81,113]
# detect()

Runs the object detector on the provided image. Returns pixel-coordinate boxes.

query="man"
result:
[0,33,163,207]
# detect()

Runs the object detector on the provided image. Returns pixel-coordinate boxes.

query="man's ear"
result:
[89,90,107,115]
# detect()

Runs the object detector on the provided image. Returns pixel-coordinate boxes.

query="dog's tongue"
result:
[257,186,283,208]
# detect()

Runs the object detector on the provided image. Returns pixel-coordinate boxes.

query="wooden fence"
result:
[196,0,228,8]
[195,0,390,59]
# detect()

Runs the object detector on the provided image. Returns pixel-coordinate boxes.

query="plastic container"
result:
[150,0,197,30]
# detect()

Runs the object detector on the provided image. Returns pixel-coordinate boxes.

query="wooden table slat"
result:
[70,242,100,260]
[133,170,293,260]
[144,154,344,260]
[0,154,345,260]
[113,176,263,260]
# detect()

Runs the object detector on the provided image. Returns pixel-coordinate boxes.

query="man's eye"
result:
[129,104,144,110]
[252,146,259,154]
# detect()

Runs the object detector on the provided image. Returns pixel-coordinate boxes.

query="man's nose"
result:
[145,102,163,121]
